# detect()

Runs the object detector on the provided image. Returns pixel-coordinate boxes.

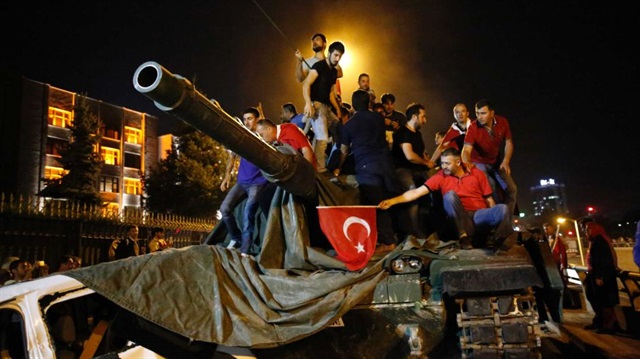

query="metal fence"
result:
[0,193,217,268]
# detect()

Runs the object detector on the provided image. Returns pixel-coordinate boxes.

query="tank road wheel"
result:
[455,290,541,359]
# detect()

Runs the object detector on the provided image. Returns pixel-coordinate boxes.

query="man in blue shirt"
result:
[219,107,268,256]
[280,102,313,142]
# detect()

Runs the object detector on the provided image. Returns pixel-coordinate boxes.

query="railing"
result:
[0,193,217,268]
[568,264,640,312]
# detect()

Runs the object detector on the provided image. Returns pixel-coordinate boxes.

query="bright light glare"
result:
[339,51,352,73]
[557,217,567,224]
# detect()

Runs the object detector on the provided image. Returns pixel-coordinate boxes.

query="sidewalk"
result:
[543,308,640,359]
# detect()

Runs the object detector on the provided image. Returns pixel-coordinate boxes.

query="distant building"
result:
[530,178,568,216]
[0,74,171,214]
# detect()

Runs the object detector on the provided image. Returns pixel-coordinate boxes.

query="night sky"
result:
[3,1,639,220]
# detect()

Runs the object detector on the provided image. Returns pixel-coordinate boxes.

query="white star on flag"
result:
[317,205,378,271]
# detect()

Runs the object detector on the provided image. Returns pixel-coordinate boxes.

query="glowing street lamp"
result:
[557,217,585,266]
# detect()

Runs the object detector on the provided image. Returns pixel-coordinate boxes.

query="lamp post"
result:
[557,217,585,266]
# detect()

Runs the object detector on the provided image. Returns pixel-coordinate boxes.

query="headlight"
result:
[389,255,423,274]
[391,258,405,272]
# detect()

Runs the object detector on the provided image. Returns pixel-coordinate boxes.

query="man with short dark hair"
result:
[379,147,513,250]
[357,73,376,106]
[380,93,407,149]
[391,102,433,237]
[109,225,140,261]
[219,107,269,256]
[280,102,313,142]
[302,41,345,173]
[462,99,518,220]
[334,89,400,253]
[295,33,343,83]
[255,118,316,168]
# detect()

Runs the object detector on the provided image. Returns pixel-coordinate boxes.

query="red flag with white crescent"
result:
[317,205,378,271]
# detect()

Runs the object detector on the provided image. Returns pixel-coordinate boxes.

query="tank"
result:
[60,61,560,359]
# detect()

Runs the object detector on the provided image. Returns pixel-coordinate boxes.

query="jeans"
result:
[473,162,518,219]
[219,182,266,253]
[442,191,513,241]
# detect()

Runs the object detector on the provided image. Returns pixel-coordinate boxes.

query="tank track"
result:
[456,290,541,359]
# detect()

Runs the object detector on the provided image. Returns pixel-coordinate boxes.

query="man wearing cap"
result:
[295,33,343,83]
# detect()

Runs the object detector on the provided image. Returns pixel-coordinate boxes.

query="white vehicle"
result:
[0,274,253,359]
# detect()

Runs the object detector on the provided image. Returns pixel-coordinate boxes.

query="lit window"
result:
[44,166,68,179]
[101,147,120,165]
[99,176,119,193]
[124,178,142,195]
[124,126,142,145]
[48,107,72,127]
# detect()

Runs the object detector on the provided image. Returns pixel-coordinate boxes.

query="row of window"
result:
[48,107,143,144]
[44,167,142,195]
[46,141,141,169]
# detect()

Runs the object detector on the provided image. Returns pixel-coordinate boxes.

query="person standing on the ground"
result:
[583,221,620,333]
[108,225,140,261]
[3,259,33,285]
[633,221,640,270]
[543,222,568,281]
[302,41,345,174]
[148,227,171,253]
[461,99,518,219]
[219,107,269,256]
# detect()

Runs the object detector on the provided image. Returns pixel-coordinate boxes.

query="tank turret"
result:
[132,61,317,200]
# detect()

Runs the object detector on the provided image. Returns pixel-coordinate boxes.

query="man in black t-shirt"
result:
[391,103,433,238]
[302,41,345,174]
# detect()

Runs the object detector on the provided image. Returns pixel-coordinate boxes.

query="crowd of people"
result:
[218,31,519,257]
[1,225,173,286]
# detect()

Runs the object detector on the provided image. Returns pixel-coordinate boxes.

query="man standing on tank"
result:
[302,41,345,174]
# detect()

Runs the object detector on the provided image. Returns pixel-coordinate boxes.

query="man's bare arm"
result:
[379,186,430,209]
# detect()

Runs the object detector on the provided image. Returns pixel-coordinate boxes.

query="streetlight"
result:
[557,217,585,266]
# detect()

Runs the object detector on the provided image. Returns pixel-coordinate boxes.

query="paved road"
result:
[545,308,639,359]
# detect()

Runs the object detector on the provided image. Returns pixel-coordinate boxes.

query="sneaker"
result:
[226,240,238,249]
[544,321,561,335]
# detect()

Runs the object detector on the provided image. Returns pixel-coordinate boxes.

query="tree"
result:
[143,123,228,218]
[39,95,103,205]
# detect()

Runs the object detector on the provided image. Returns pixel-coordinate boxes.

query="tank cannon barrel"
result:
[133,61,316,199]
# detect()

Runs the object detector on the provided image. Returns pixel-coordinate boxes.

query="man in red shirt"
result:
[379,147,513,249]
[543,222,568,280]
[255,119,316,169]
[429,102,472,165]
[462,99,518,220]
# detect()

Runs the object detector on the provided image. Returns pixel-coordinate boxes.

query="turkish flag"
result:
[317,205,378,271]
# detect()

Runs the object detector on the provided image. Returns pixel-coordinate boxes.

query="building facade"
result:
[530,178,568,217]
[0,74,162,214]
